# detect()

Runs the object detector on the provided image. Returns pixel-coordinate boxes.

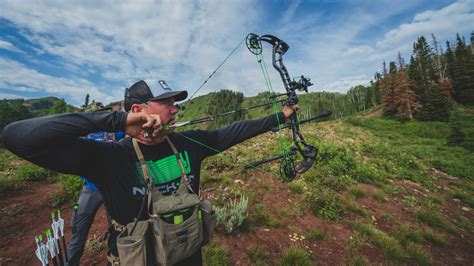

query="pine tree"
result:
[447,110,465,146]
[394,53,421,119]
[380,61,396,117]
[452,34,474,104]
[411,36,449,120]
[83,94,90,109]
[432,34,455,104]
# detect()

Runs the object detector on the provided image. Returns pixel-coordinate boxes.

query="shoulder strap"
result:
[164,135,197,195]
[132,138,154,216]
[131,137,198,217]
[132,138,150,184]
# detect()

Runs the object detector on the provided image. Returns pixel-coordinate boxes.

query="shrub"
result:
[289,180,305,194]
[15,163,57,182]
[0,152,12,171]
[59,175,83,202]
[215,195,248,233]
[50,191,67,207]
[321,175,353,191]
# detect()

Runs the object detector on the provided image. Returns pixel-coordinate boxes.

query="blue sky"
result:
[0,0,473,107]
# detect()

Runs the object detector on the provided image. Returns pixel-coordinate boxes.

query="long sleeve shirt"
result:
[3,110,286,255]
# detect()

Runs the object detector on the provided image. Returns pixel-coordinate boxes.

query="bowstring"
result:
[172,34,280,179]
[173,131,276,177]
[254,52,291,180]
[188,36,247,101]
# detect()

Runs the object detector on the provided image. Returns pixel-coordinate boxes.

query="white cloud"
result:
[0,0,472,104]
[0,58,113,106]
[323,76,372,92]
[343,45,375,57]
[376,1,474,50]
[294,0,474,93]
[0,92,24,99]
[0,0,262,100]
[0,40,22,53]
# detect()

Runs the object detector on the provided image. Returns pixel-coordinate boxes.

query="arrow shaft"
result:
[170,100,285,128]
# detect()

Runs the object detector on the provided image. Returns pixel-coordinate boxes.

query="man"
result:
[67,130,124,266]
[3,79,295,265]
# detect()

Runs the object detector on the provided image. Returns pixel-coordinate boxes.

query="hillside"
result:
[2,97,79,116]
[176,90,356,131]
[0,105,472,264]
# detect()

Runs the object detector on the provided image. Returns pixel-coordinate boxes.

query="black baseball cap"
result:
[123,79,188,111]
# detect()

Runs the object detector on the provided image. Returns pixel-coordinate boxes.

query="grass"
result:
[403,195,418,206]
[278,248,312,266]
[350,256,369,266]
[289,179,306,194]
[450,190,474,208]
[251,203,282,228]
[352,222,407,262]
[421,228,446,247]
[346,114,474,180]
[2,103,473,264]
[306,228,332,241]
[203,242,229,266]
[305,188,344,221]
[342,199,367,217]
[405,242,432,266]
[393,225,423,245]
[457,216,473,233]
[372,191,387,203]
[246,245,268,265]
[415,210,456,234]
[349,187,365,199]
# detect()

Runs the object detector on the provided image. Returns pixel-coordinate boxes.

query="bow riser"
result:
[244,33,328,181]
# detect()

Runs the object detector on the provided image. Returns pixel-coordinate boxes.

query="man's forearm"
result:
[3,111,127,172]
[204,112,287,155]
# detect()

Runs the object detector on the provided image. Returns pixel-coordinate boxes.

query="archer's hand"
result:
[283,105,299,119]
[125,112,163,143]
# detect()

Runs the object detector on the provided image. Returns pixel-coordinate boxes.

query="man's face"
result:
[143,97,179,126]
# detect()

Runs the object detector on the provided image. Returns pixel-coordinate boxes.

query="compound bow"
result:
[242,33,332,181]
[160,33,331,181]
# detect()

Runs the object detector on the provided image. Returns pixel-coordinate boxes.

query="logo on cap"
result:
[159,80,172,92]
